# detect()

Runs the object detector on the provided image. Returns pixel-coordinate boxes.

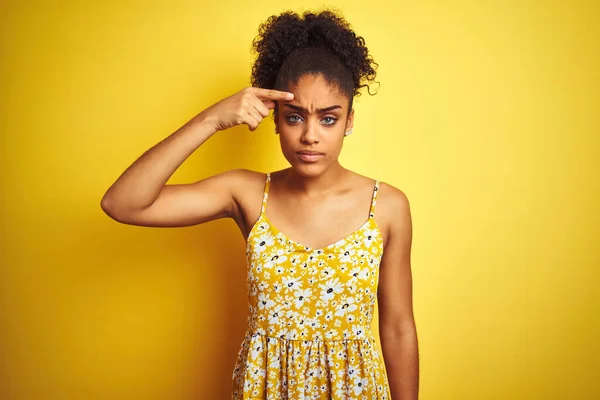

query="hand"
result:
[201,87,294,132]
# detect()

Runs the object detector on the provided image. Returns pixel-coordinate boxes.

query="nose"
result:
[301,118,320,144]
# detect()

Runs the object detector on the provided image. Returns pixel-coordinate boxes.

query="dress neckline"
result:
[247,172,383,253]
[258,212,381,252]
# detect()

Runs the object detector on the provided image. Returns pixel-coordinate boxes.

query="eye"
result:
[322,117,337,125]
[287,115,302,123]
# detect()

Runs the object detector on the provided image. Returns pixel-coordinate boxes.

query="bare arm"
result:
[378,185,418,399]
[100,87,294,227]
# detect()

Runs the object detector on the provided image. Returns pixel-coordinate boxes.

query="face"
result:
[275,74,354,176]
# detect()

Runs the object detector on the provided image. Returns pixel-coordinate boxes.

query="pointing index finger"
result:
[253,87,294,101]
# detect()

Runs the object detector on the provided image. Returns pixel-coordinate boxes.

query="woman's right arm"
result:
[100,87,293,227]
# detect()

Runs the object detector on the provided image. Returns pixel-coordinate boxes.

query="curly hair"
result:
[251,9,378,112]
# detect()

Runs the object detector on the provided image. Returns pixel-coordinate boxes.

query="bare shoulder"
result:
[378,181,410,210]
[226,168,267,206]
[350,171,410,212]
[226,168,267,189]
[375,181,412,247]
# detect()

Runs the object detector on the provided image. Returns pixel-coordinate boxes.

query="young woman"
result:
[101,9,418,400]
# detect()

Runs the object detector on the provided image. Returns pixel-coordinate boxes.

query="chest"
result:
[256,200,377,251]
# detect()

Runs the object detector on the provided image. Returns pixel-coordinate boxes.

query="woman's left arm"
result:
[378,186,419,400]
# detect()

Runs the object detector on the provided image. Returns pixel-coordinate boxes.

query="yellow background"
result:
[1,1,598,399]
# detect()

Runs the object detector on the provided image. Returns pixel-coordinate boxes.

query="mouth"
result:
[296,151,324,163]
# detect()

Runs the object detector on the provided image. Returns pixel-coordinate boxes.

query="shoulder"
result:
[352,170,409,209]
[375,181,412,246]
[378,181,410,210]
[220,168,266,185]
[224,168,268,198]
[239,168,267,182]
[213,168,266,218]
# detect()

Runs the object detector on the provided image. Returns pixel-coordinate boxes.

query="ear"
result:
[346,108,354,131]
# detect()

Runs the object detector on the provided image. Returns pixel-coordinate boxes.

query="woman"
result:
[101,9,418,400]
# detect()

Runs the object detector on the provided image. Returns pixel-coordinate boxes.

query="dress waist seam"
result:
[247,330,376,343]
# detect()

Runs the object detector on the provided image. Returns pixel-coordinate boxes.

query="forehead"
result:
[286,74,348,110]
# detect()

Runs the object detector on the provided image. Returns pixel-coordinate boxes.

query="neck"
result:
[282,162,349,197]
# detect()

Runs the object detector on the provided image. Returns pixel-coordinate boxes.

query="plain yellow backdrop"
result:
[1,1,599,399]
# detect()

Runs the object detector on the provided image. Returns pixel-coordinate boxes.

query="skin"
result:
[101,73,418,399]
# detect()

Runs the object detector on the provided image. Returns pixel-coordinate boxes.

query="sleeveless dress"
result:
[232,172,391,399]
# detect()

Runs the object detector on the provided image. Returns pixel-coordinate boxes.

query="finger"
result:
[245,112,260,131]
[262,100,276,110]
[252,87,294,101]
[253,99,271,117]
[247,108,263,124]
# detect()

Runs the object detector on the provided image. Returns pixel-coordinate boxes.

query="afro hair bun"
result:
[251,9,379,99]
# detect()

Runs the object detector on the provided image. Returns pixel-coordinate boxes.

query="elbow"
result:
[100,194,150,225]
[100,194,127,223]
[100,195,117,219]
[380,318,418,340]
[381,326,418,341]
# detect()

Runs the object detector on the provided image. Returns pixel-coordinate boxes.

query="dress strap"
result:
[260,172,271,215]
[369,180,381,219]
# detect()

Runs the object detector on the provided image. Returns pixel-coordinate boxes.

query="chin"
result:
[290,163,326,178]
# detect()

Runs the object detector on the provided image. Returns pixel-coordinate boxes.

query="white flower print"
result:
[268,311,280,325]
[282,276,301,291]
[253,231,275,254]
[335,296,358,317]
[363,227,379,248]
[250,342,263,360]
[339,245,356,263]
[321,265,335,277]
[257,292,275,310]
[353,377,369,395]
[264,248,288,269]
[294,288,312,309]
[348,267,362,282]
[352,324,365,338]
[324,311,334,322]
[284,309,298,325]
[250,368,266,389]
[324,329,338,339]
[320,277,344,302]
[287,328,300,340]
[276,326,289,339]
[356,247,368,259]
[358,267,370,280]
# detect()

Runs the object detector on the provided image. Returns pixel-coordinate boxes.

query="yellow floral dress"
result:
[232,172,391,399]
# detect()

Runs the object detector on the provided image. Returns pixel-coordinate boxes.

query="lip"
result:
[296,152,324,163]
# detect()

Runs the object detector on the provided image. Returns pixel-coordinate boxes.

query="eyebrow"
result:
[282,104,342,113]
